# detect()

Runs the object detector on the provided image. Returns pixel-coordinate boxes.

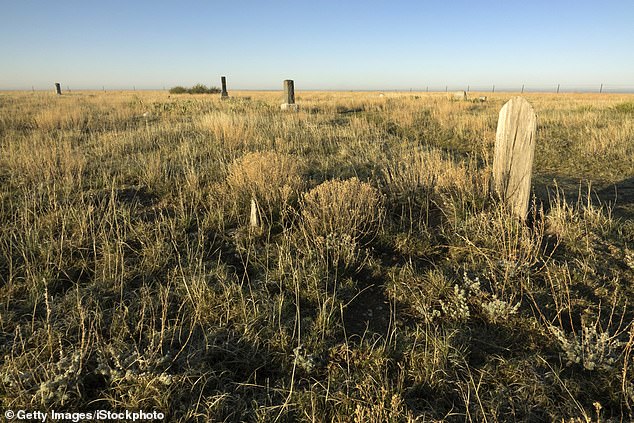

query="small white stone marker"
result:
[250,198,260,229]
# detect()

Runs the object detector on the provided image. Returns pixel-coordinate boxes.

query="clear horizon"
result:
[1,1,633,91]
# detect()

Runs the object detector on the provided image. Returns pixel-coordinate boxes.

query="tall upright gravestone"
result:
[221,76,228,99]
[281,80,298,111]
[492,97,537,220]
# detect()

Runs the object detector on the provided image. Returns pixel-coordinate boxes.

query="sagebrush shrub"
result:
[189,83,220,94]
[168,86,187,94]
[300,177,383,243]
[481,295,520,324]
[169,84,220,94]
[548,324,624,371]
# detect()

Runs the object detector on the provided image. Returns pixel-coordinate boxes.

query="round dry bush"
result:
[227,151,305,217]
[301,177,383,242]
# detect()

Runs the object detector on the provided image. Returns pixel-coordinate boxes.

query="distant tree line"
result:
[169,84,221,94]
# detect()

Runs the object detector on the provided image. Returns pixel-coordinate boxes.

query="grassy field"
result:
[0,89,633,422]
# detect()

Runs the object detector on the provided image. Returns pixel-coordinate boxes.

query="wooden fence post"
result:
[221,76,229,98]
[281,80,298,111]
[55,83,62,95]
[492,97,537,219]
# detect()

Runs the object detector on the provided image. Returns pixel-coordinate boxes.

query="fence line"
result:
[9,83,634,94]
[417,84,634,94]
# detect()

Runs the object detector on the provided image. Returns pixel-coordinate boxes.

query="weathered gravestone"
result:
[55,83,62,95]
[221,76,229,99]
[250,198,260,229]
[450,90,467,101]
[492,97,537,219]
[281,79,299,111]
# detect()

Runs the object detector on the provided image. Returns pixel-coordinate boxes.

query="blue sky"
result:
[1,0,632,90]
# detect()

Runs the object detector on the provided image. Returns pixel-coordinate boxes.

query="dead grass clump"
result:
[301,177,383,243]
[34,103,91,131]
[384,147,488,197]
[546,186,617,255]
[226,151,305,223]
[197,111,254,149]
[2,133,86,188]
[383,147,489,230]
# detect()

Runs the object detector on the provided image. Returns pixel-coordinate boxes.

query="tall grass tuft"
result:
[226,151,306,225]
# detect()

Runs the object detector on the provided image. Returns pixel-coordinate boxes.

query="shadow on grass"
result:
[533,174,634,220]
[597,176,634,220]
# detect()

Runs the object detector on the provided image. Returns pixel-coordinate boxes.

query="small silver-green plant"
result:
[440,284,470,322]
[481,295,521,324]
[311,233,367,272]
[461,271,481,293]
[36,351,83,406]
[293,345,317,373]
[459,271,520,324]
[95,344,174,407]
[548,317,628,371]
[625,248,634,270]
[437,272,480,323]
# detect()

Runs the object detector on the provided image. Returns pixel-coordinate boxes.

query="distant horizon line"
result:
[3,81,634,94]
[3,87,634,94]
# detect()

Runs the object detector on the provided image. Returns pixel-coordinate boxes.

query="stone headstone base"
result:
[280,103,299,111]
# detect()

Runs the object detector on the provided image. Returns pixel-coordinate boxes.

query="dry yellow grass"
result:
[0,89,633,421]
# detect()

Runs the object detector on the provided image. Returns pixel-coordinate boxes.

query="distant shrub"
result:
[168,86,187,94]
[189,84,220,94]
[613,102,634,114]
[168,84,221,94]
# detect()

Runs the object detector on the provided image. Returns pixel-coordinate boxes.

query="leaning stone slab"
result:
[492,97,537,219]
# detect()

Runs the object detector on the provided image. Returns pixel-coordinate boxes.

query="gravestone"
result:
[221,76,228,99]
[492,97,537,219]
[281,79,298,111]
[250,198,260,229]
[450,91,467,101]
